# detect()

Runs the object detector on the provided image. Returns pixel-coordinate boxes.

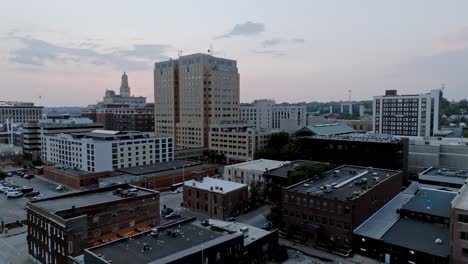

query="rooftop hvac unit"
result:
[325,184,333,193]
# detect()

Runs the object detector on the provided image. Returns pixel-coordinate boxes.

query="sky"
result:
[2,0,468,106]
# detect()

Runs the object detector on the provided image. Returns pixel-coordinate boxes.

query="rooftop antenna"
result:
[348,90,352,102]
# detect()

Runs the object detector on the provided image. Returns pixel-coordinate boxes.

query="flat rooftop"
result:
[30,184,155,216]
[451,183,468,210]
[49,165,90,176]
[203,219,272,246]
[225,159,289,172]
[86,219,240,264]
[382,218,449,258]
[286,165,401,200]
[304,133,402,144]
[117,160,203,175]
[400,189,456,218]
[184,177,247,194]
[419,167,468,186]
[354,191,415,240]
[265,160,325,179]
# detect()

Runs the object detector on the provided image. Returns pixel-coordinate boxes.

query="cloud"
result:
[261,38,305,47]
[8,36,173,70]
[435,27,468,52]
[251,49,287,57]
[215,21,265,39]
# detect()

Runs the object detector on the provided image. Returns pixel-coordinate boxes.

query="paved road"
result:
[0,230,30,264]
[236,204,271,228]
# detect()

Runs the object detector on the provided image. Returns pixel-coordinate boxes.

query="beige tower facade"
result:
[154,53,240,149]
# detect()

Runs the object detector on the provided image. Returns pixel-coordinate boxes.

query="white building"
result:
[42,130,174,172]
[22,118,103,161]
[373,89,442,137]
[223,159,289,185]
[209,123,272,163]
[240,99,306,131]
[0,101,43,125]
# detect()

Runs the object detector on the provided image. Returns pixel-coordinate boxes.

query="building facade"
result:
[297,134,409,173]
[154,53,240,149]
[26,184,160,264]
[41,130,174,172]
[23,118,103,161]
[283,165,402,252]
[0,101,43,125]
[373,89,442,137]
[240,99,307,131]
[450,183,468,264]
[223,159,289,186]
[209,123,272,163]
[183,177,248,219]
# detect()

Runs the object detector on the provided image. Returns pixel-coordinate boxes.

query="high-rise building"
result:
[373,89,442,137]
[240,99,307,131]
[120,72,131,97]
[154,53,240,149]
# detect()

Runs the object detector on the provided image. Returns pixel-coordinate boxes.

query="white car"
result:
[31,194,45,201]
[55,185,64,191]
[6,191,23,198]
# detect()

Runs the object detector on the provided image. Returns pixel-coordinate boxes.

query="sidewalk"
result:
[0,225,27,238]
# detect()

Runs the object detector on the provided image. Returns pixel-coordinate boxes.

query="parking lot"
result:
[0,174,74,225]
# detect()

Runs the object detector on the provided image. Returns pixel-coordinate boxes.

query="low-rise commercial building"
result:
[84,218,279,264]
[354,184,454,264]
[297,134,409,173]
[42,166,118,189]
[42,130,174,173]
[283,165,402,253]
[183,177,248,219]
[293,123,355,137]
[405,136,468,173]
[223,159,289,186]
[418,167,468,189]
[209,123,272,163]
[100,160,222,191]
[26,184,160,264]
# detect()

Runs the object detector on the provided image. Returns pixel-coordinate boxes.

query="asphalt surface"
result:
[0,174,73,224]
[0,229,30,264]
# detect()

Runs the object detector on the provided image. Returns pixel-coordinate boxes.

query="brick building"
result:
[99,160,222,191]
[26,184,160,264]
[450,182,468,264]
[42,166,119,189]
[183,177,248,219]
[282,165,402,254]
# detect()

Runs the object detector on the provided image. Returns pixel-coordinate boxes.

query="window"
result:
[463,248,468,257]
[459,214,468,223]
[461,232,468,241]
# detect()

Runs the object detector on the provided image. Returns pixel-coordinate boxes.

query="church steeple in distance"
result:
[120,72,130,97]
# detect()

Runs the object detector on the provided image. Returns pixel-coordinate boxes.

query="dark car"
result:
[24,191,40,197]
[262,222,273,231]
[161,207,174,216]
[21,187,34,194]
[165,212,181,219]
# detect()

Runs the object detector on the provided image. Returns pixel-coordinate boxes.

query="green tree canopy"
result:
[288,162,336,185]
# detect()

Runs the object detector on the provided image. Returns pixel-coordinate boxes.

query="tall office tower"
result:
[120,72,131,97]
[373,89,442,137]
[154,53,240,149]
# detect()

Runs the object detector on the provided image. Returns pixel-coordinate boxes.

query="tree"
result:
[0,170,6,180]
[288,162,336,185]
[464,130,468,138]
[249,182,263,208]
[266,206,283,227]
[268,132,290,150]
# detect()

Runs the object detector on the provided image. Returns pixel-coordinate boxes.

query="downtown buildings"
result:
[82,73,155,132]
[154,53,240,149]
[373,89,442,137]
[240,99,307,131]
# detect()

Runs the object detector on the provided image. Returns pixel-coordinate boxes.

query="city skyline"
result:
[2,0,468,106]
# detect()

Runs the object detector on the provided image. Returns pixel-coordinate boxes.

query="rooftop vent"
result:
[435,238,443,244]
[304,183,310,187]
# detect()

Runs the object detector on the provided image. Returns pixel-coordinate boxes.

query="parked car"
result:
[262,222,273,231]
[161,207,174,216]
[31,194,45,201]
[150,228,160,236]
[23,174,34,179]
[227,217,236,222]
[165,212,181,219]
[21,187,34,194]
[55,185,64,191]
[6,172,13,177]
[7,191,23,198]
[24,191,40,197]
